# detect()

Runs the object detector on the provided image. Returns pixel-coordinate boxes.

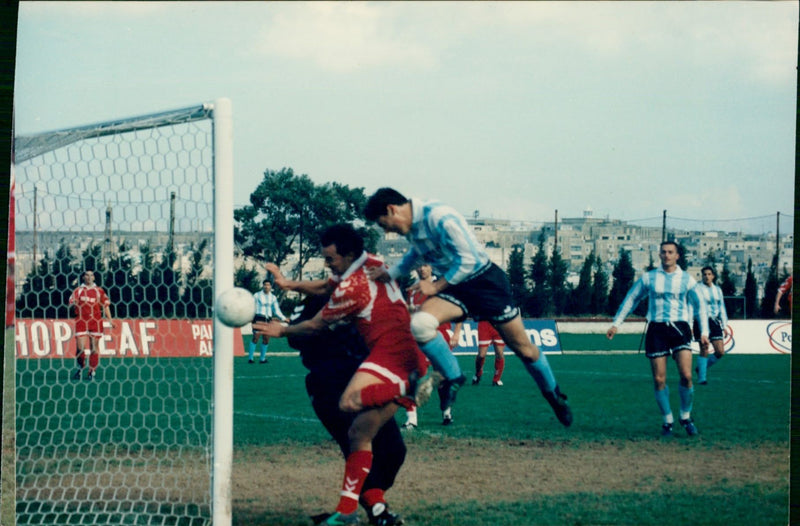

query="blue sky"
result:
[13,2,798,233]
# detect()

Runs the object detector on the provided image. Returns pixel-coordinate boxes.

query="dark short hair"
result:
[321,223,364,258]
[364,187,408,222]
[262,279,271,286]
[660,240,679,251]
[701,266,717,281]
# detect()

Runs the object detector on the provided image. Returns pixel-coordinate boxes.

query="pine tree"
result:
[759,254,780,318]
[607,249,636,316]
[744,258,757,319]
[591,256,609,315]
[570,252,596,316]
[525,230,549,317]
[548,248,570,316]
[506,245,528,310]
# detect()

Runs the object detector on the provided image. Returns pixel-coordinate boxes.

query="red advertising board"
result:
[15,319,246,359]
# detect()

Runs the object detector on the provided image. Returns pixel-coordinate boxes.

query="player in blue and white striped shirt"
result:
[365,188,572,428]
[249,280,288,364]
[693,266,729,384]
[607,241,710,437]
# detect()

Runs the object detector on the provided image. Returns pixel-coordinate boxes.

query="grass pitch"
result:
[232,352,790,525]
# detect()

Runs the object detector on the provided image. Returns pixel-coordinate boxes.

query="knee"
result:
[410,312,440,343]
[339,392,361,413]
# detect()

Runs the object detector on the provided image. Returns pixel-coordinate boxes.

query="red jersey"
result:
[323,253,413,349]
[69,285,110,322]
[477,320,504,346]
[778,275,793,302]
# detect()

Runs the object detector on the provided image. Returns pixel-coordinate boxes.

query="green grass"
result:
[232,352,790,526]
[234,352,790,445]
[8,349,791,525]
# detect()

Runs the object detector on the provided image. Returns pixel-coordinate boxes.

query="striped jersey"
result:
[612,266,709,335]
[254,290,286,320]
[388,197,490,285]
[695,282,728,327]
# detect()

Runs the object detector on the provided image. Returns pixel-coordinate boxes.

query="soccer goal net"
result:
[11,99,234,525]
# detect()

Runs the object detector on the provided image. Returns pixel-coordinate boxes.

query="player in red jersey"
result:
[69,270,114,381]
[404,263,458,427]
[774,274,793,316]
[472,320,506,386]
[255,224,432,526]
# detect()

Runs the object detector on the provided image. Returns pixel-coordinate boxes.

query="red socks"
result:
[474,355,486,378]
[336,450,373,514]
[493,355,505,383]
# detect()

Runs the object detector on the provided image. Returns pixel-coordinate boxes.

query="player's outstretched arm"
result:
[264,262,331,296]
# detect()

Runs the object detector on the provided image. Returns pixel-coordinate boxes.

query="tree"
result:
[506,245,527,309]
[525,231,549,317]
[548,248,570,316]
[234,168,370,279]
[234,262,261,293]
[591,256,609,315]
[181,239,212,319]
[105,241,137,318]
[718,259,738,318]
[759,254,780,318]
[676,242,688,270]
[16,250,57,319]
[744,258,757,320]
[607,249,636,315]
[568,252,596,316]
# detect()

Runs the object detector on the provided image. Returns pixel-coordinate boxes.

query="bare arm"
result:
[253,310,328,339]
[265,262,333,296]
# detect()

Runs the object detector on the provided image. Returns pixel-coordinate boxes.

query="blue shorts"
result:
[437,263,520,324]
[644,322,693,359]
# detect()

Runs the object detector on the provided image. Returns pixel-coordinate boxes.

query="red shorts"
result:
[437,323,451,341]
[357,330,429,386]
[478,321,504,347]
[75,319,104,337]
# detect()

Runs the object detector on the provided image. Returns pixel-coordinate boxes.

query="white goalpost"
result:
[12,98,234,525]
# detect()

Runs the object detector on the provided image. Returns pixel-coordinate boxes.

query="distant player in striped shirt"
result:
[365,187,572,428]
[607,241,709,437]
[693,266,729,385]
[249,280,288,364]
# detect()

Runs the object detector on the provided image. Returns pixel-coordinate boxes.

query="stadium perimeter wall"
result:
[13,318,790,359]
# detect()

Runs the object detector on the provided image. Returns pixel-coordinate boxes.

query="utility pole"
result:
[168,192,176,262]
[104,204,112,269]
[661,209,667,242]
[554,209,558,253]
[32,185,39,266]
[776,211,780,260]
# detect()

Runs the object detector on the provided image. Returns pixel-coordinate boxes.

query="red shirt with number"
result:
[69,284,110,336]
[322,252,428,384]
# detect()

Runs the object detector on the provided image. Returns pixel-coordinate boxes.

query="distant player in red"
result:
[255,224,432,526]
[473,320,506,386]
[69,270,113,381]
[404,263,458,427]
[774,275,793,316]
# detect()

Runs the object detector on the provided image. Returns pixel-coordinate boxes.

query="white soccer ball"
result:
[215,287,256,328]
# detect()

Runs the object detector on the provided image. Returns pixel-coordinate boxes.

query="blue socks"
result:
[248,342,267,362]
[420,333,462,380]
[696,356,708,381]
[679,384,694,419]
[654,386,672,421]
[523,351,557,394]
